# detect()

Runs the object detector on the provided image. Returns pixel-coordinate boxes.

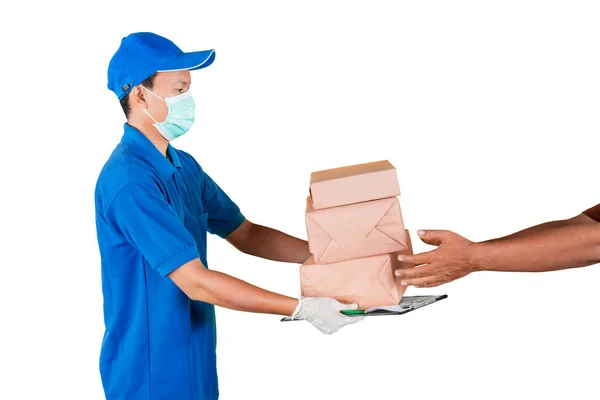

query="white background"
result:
[2,1,600,399]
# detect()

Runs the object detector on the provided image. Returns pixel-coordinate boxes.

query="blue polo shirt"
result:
[94,124,245,400]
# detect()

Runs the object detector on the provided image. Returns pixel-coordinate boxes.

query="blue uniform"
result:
[94,124,245,400]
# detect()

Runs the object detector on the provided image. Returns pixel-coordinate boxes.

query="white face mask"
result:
[142,86,196,141]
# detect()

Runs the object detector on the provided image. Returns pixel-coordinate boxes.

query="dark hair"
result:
[120,73,157,118]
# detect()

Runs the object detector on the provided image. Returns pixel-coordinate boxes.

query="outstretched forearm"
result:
[474,223,600,273]
[484,220,571,243]
[484,213,595,243]
[169,258,299,315]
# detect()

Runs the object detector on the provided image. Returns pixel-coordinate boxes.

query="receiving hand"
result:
[395,230,479,288]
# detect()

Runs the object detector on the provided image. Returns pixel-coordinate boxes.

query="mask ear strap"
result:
[142,86,165,101]
[143,108,159,124]
[141,86,163,124]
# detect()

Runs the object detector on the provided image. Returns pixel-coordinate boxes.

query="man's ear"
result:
[130,86,147,109]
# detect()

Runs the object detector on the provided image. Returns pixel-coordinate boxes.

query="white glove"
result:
[291,297,366,334]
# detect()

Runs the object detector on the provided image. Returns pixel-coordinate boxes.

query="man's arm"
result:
[484,213,593,242]
[226,220,311,264]
[475,221,600,273]
[168,259,363,335]
[169,257,299,314]
[396,211,600,288]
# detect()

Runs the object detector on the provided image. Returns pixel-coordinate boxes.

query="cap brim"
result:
[157,49,215,72]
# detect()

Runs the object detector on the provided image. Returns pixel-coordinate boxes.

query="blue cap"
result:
[107,32,216,99]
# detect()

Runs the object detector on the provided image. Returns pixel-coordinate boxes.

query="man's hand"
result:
[291,297,366,334]
[395,230,479,288]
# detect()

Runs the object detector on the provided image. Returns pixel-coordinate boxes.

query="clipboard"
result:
[281,295,447,322]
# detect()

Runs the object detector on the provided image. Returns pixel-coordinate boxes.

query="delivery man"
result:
[395,204,600,287]
[95,32,364,400]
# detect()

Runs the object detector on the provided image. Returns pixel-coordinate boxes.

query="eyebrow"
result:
[174,79,191,85]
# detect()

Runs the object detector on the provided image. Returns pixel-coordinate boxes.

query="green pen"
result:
[341,309,365,315]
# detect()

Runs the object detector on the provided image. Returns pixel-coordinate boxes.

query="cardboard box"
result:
[309,160,400,210]
[306,196,407,264]
[299,230,415,309]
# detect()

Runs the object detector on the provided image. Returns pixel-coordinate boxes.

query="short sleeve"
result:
[107,182,200,276]
[201,172,246,238]
[583,203,600,222]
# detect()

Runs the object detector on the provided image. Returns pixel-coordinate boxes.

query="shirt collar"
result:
[166,144,182,169]
[121,123,181,179]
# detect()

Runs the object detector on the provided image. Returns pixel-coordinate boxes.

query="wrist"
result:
[470,242,491,272]
[286,297,301,317]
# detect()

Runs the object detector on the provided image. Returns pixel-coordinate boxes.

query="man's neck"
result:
[127,117,169,157]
